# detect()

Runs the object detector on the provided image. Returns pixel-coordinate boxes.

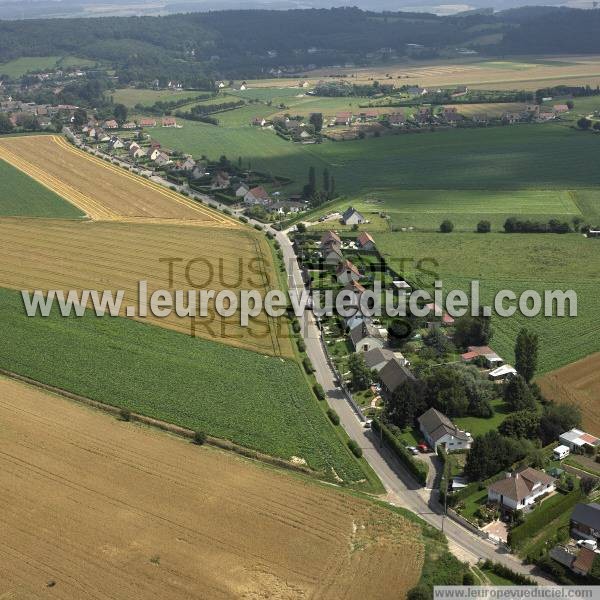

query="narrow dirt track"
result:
[0,377,424,600]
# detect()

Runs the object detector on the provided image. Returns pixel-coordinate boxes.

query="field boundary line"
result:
[0,368,319,477]
[52,136,240,227]
[0,144,117,220]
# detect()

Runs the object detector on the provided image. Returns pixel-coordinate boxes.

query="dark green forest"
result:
[2,7,600,81]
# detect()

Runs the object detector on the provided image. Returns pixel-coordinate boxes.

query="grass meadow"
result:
[0,287,366,483]
[112,88,210,107]
[0,158,85,218]
[0,55,95,78]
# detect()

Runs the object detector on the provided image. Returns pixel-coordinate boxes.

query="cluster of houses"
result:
[550,494,600,577]
[501,103,570,124]
[237,182,306,215]
[0,98,78,128]
[82,116,177,139]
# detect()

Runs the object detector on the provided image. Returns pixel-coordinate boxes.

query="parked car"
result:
[362,419,372,429]
[406,446,419,455]
[417,443,430,453]
[577,539,598,551]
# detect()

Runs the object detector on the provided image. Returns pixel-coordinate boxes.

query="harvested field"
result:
[0,376,424,600]
[537,353,600,435]
[0,219,289,357]
[0,135,230,225]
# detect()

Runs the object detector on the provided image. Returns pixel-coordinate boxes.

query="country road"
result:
[272,225,553,585]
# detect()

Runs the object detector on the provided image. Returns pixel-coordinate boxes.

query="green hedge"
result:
[313,383,325,400]
[372,418,428,485]
[481,560,537,586]
[327,408,340,426]
[302,357,314,374]
[508,488,584,549]
[348,439,363,458]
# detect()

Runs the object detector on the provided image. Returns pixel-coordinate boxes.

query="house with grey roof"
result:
[571,503,600,541]
[418,408,473,452]
[349,320,386,353]
[379,358,414,399]
[362,348,396,373]
[341,207,365,226]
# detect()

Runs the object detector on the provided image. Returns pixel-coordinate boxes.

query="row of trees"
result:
[303,166,336,206]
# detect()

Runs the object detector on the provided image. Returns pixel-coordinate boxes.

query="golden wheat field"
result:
[0,377,424,600]
[538,353,600,435]
[0,218,289,356]
[0,135,231,224]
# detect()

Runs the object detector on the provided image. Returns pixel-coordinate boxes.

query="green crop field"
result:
[0,159,85,218]
[155,116,600,195]
[0,287,365,483]
[375,232,600,374]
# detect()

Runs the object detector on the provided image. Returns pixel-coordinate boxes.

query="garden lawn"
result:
[455,399,511,437]
[0,287,365,483]
[0,159,85,218]
[459,487,489,521]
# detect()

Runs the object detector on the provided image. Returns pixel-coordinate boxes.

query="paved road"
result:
[273,226,552,584]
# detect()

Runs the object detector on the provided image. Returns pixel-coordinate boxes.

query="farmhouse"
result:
[571,503,600,541]
[130,147,146,159]
[138,117,157,128]
[342,280,365,307]
[103,119,118,129]
[407,86,427,96]
[244,186,271,206]
[122,122,137,129]
[461,346,504,368]
[162,117,177,127]
[322,242,343,266]
[379,358,414,399]
[554,104,570,114]
[418,408,473,452]
[236,183,250,197]
[559,429,600,452]
[357,231,376,251]
[335,112,353,126]
[269,200,304,215]
[487,468,556,512]
[341,207,365,226]
[388,112,406,126]
[336,260,361,285]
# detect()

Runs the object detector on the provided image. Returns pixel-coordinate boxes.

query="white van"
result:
[553,445,570,460]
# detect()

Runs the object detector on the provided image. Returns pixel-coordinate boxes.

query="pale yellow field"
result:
[0,376,424,600]
[0,135,232,225]
[251,56,600,91]
[0,218,290,357]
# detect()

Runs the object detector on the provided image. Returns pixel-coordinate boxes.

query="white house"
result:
[341,207,365,226]
[235,183,250,198]
[559,429,600,452]
[108,136,124,150]
[488,364,517,381]
[487,468,556,512]
[349,320,386,353]
[154,152,172,167]
[336,260,361,285]
[418,408,473,452]
[147,148,161,161]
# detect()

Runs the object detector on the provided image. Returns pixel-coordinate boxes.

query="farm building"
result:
[488,364,517,381]
[341,207,365,226]
[461,346,504,368]
[487,468,556,512]
[138,118,157,128]
[103,119,118,129]
[162,117,177,127]
[559,429,600,452]
[418,408,472,452]
[236,183,250,197]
